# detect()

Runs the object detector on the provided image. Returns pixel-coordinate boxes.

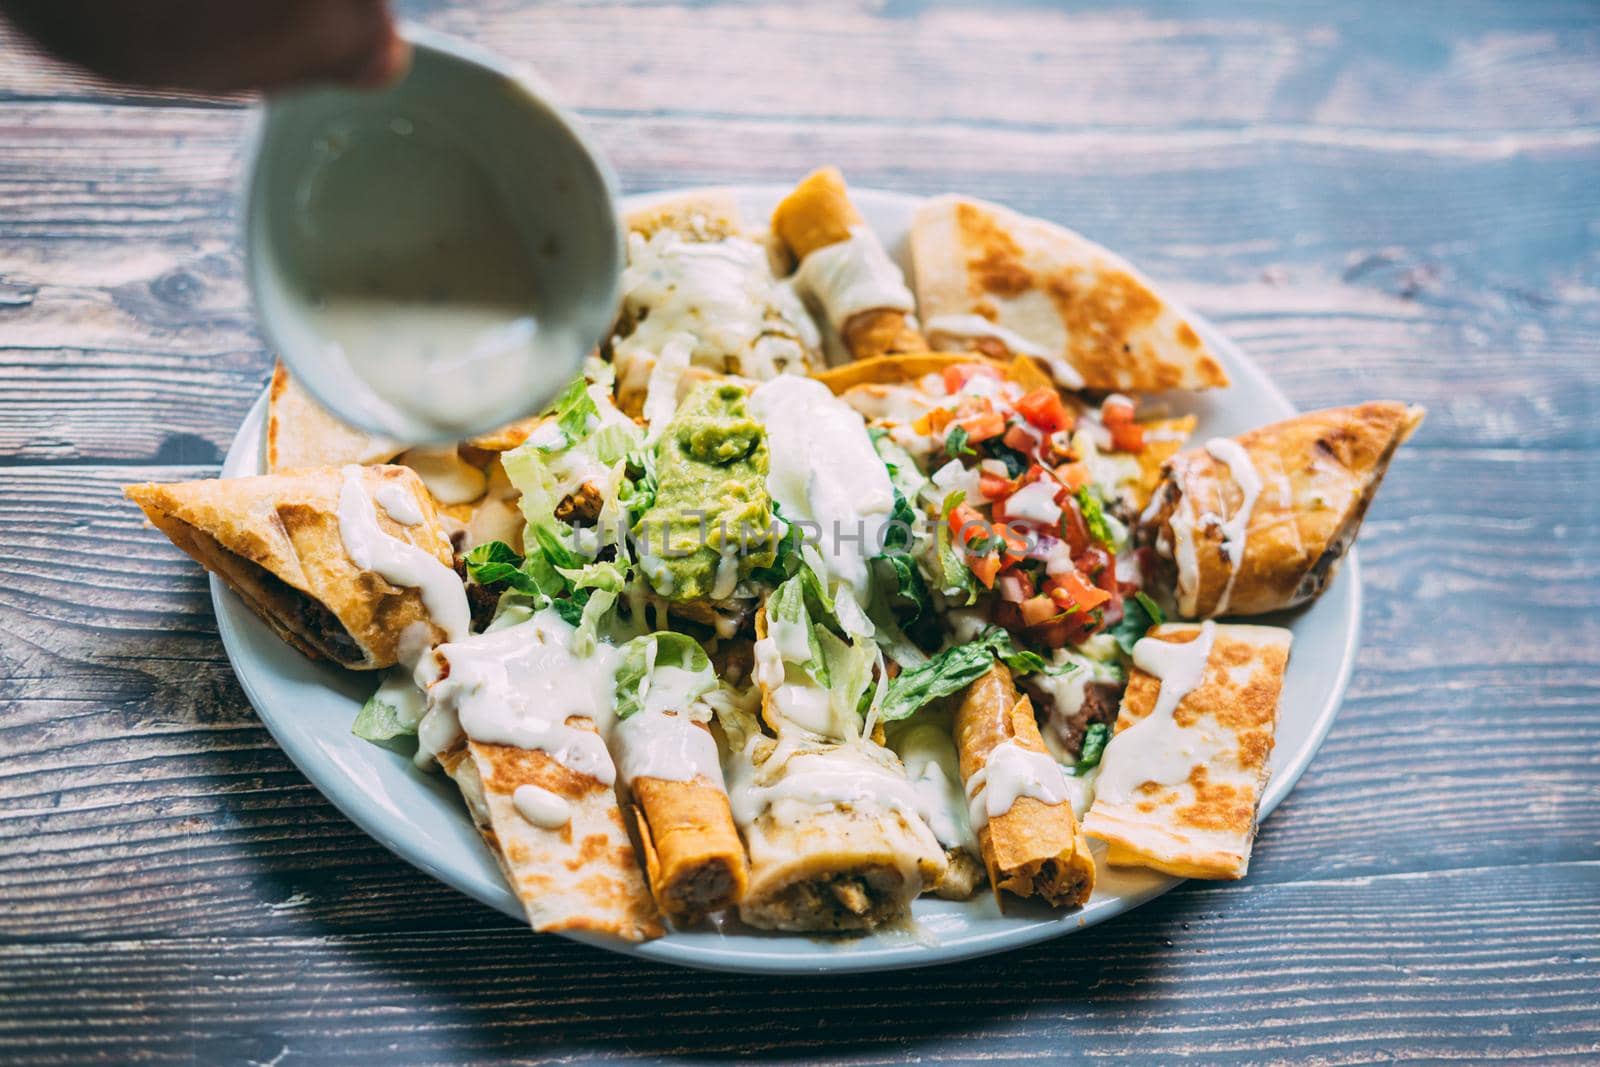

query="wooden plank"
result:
[0,448,1593,942]
[2,103,1597,462]
[3,2,1599,131]
[0,861,1596,1065]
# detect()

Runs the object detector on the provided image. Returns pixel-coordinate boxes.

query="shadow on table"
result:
[234,840,1215,1064]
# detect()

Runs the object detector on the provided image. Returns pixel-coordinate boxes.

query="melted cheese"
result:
[616,229,817,385]
[336,467,469,642]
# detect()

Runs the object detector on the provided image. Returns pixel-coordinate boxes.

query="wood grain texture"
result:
[0,0,1596,1063]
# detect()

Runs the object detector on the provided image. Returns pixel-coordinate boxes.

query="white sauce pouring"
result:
[795,226,915,330]
[750,376,895,608]
[1203,438,1263,617]
[336,466,469,642]
[964,738,1072,831]
[1093,622,1219,806]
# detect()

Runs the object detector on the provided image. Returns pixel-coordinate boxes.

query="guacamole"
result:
[633,381,776,600]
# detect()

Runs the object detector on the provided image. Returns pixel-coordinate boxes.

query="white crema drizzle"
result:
[336,466,469,643]
[795,226,915,330]
[964,738,1072,832]
[1202,437,1262,617]
[1092,622,1220,807]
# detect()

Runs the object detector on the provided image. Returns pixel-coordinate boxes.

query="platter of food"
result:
[126,173,1421,973]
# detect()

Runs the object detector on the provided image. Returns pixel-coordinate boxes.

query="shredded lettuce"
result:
[936,490,978,606]
[543,375,600,450]
[1076,486,1117,549]
[766,574,828,686]
[352,672,426,752]
[614,632,715,720]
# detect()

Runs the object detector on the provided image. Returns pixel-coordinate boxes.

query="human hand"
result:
[2,0,410,93]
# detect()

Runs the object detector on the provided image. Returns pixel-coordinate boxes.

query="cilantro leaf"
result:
[945,424,975,458]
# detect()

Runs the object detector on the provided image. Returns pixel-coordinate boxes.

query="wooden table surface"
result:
[2,1,1597,1063]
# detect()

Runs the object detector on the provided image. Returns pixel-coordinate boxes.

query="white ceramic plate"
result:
[214,186,1359,974]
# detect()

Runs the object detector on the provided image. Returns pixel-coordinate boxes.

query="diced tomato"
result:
[1074,545,1112,581]
[1018,595,1062,627]
[1002,423,1038,455]
[948,503,988,546]
[956,410,1006,444]
[942,362,995,394]
[978,470,1015,502]
[1019,463,1050,487]
[1060,497,1091,556]
[1016,387,1073,434]
[1095,550,1120,594]
[1055,461,1090,492]
[998,525,1029,564]
[968,552,1003,588]
[1046,569,1112,613]
[1101,397,1145,453]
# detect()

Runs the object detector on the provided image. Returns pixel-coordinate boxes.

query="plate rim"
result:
[213,183,1359,975]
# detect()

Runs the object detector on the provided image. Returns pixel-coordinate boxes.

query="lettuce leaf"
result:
[1076,486,1116,548]
[878,628,1077,722]
[1110,590,1165,655]
[544,375,600,450]
[614,632,715,720]
[1073,721,1111,774]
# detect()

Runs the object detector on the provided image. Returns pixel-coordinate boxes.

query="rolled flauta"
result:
[730,611,947,931]
[771,167,928,360]
[954,663,1095,908]
[612,710,750,923]
[125,465,464,669]
[1141,402,1425,618]
[1082,622,1292,880]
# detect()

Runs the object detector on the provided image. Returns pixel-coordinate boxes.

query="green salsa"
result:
[633,381,775,600]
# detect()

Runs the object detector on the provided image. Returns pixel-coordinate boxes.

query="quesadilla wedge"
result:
[612,190,820,416]
[415,610,663,941]
[954,664,1095,907]
[1140,401,1425,618]
[266,363,404,473]
[771,167,927,361]
[1082,621,1292,879]
[126,464,467,669]
[911,195,1229,393]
